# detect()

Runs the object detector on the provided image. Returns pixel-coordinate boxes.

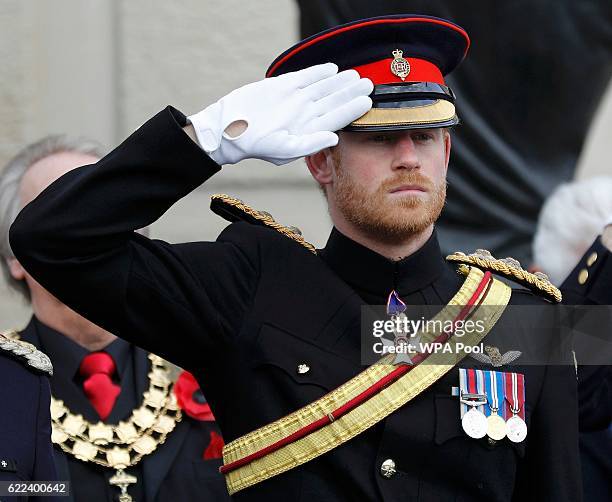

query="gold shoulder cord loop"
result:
[210,194,317,253]
[447,249,562,303]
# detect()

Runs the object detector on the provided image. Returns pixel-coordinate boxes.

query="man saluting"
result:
[10,15,582,501]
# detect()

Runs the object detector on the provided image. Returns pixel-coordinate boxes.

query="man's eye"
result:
[413,133,433,141]
[370,134,392,143]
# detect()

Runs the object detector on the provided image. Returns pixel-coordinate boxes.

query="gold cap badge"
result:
[390,49,410,81]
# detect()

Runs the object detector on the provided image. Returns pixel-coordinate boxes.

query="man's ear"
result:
[305,147,334,186]
[443,130,452,175]
[7,258,26,281]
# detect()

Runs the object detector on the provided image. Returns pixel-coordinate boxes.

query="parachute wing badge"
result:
[500,350,522,365]
[470,345,521,368]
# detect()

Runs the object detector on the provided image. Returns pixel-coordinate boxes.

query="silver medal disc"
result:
[486,414,507,441]
[506,415,527,443]
[462,408,488,439]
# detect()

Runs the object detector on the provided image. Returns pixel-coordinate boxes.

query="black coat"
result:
[561,236,612,306]
[560,238,612,502]
[10,107,582,501]
[559,239,612,431]
[18,317,229,502]
[0,339,57,502]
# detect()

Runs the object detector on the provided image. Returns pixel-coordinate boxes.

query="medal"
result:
[462,406,488,438]
[385,290,416,365]
[487,414,506,441]
[386,290,407,315]
[506,415,527,443]
[459,369,488,438]
[484,370,506,440]
[504,372,527,443]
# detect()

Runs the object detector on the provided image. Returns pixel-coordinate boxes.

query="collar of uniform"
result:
[33,316,131,382]
[319,227,447,297]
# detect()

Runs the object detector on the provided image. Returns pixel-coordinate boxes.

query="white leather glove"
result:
[187,63,373,166]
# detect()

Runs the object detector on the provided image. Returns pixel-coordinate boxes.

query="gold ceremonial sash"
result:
[222,266,511,494]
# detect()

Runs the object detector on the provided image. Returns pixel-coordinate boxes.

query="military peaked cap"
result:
[267,15,470,131]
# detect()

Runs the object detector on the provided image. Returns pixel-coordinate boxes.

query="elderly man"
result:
[0,136,228,502]
[10,15,585,501]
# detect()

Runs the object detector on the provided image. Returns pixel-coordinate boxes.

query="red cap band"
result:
[353,57,445,86]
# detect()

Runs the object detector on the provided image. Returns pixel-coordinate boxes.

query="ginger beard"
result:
[330,148,447,243]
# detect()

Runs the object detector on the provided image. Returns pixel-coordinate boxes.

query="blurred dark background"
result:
[297,0,612,265]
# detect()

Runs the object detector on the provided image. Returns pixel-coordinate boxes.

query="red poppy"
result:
[174,370,215,421]
[203,430,225,460]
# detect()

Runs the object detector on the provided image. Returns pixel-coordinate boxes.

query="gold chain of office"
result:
[5,330,182,502]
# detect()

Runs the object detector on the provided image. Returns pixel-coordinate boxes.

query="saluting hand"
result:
[187,63,373,166]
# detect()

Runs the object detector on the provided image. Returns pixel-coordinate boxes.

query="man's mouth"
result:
[388,184,427,194]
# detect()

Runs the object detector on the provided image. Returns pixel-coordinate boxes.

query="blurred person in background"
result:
[0,316,56,499]
[533,177,612,501]
[535,177,612,304]
[0,136,229,502]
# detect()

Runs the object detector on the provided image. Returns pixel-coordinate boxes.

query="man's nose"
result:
[391,134,419,171]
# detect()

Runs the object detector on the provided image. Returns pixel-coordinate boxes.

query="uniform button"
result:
[578,269,589,285]
[586,252,598,267]
[380,458,396,479]
[296,363,310,375]
[487,437,497,447]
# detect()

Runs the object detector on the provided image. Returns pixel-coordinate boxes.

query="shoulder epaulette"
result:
[446,249,562,303]
[210,193,316,254]
[0,330,53,376]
